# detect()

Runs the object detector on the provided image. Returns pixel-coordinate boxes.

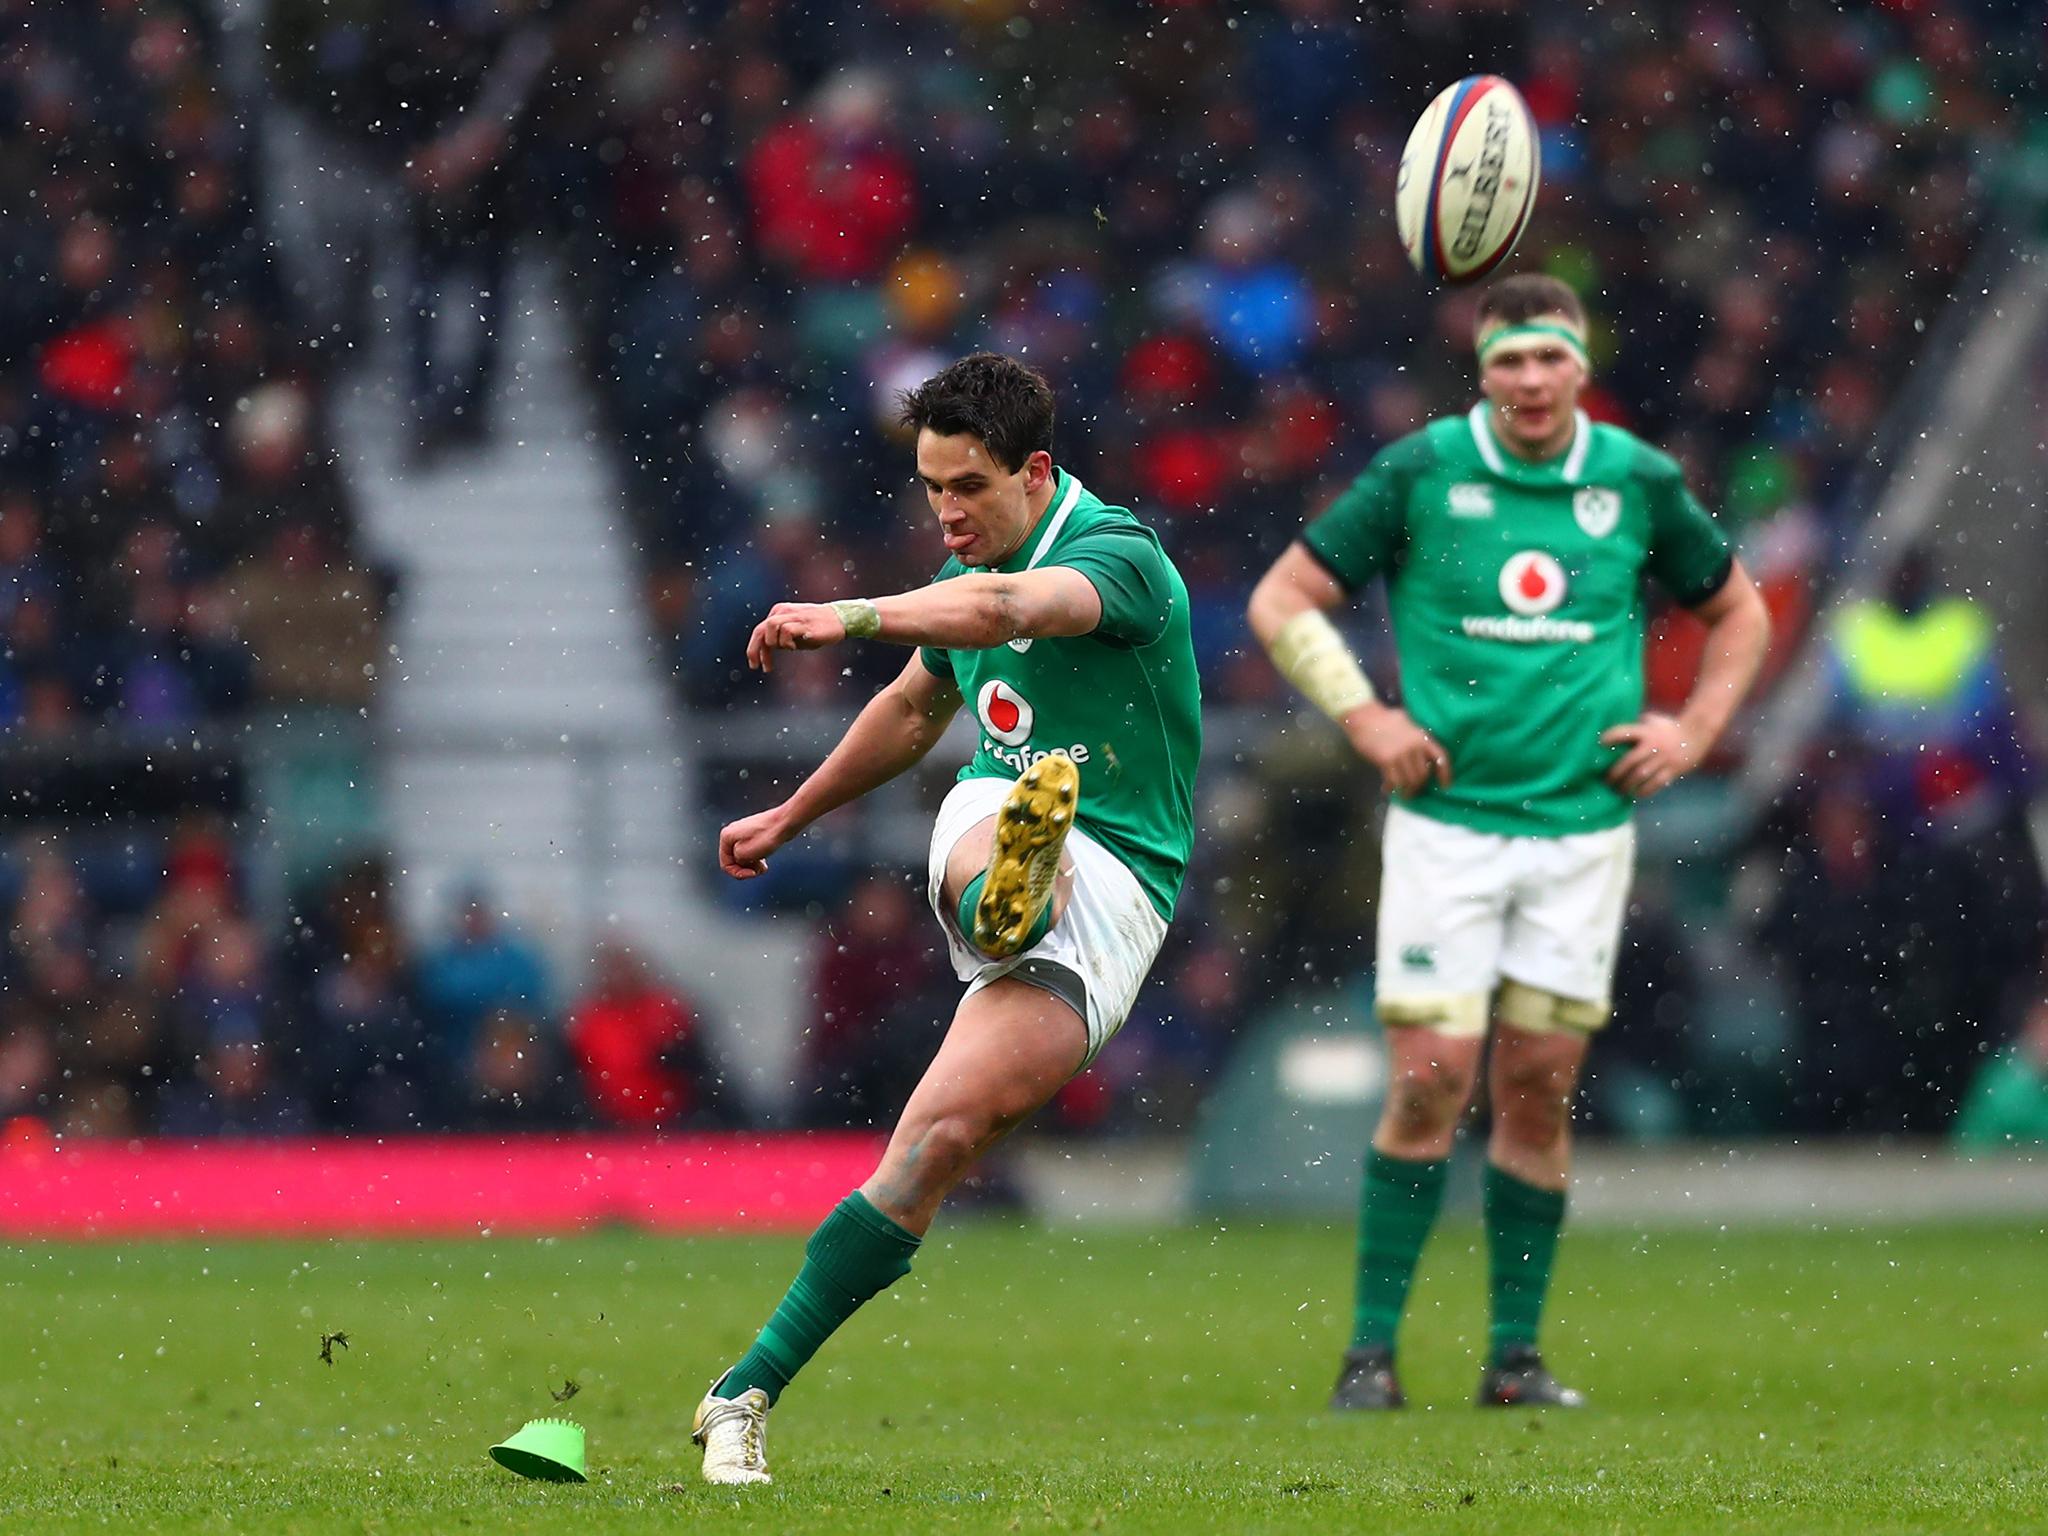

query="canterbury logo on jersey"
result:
[975,680,1094,768]
[1447,483,1495,518]
[1462,551,1594,643]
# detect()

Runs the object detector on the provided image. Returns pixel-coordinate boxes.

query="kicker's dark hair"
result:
[896,352,1055,473]
[1475,273,1587,332]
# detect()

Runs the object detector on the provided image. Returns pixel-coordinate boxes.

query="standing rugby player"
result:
[1249,275,1769,1409]
[691,353,1201,1482]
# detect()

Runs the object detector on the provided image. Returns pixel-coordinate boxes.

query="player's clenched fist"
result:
[746,602,848,672]
[1343,701,1452,798]
[719,806,793,879]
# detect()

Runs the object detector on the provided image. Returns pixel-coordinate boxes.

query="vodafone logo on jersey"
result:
[974,678,1097,771]
[976,679,1035,747]
[1498,550,1567,616]
[1463,549,1593,643]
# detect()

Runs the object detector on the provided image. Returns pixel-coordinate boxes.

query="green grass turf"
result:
[2,1218,2042,1534]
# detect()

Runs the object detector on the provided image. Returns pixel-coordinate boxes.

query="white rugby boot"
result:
[691,1382,773,1485]
[972,753,1080,957]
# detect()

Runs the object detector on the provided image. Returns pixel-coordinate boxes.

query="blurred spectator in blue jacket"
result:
[417,886,553,1075]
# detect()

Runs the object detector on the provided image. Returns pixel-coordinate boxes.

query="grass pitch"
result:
[2,1216,2041,1534]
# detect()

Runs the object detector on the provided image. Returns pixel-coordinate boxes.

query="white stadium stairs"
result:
[334,256,809,1115]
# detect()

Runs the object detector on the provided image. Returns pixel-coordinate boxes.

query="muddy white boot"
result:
[691,1383,772,1485]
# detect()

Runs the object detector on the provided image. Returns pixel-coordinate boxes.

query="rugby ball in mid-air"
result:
[1395,75,1541,285]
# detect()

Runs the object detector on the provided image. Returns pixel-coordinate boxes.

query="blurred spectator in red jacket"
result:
[565,942,714,1128]
[743,67,916,284]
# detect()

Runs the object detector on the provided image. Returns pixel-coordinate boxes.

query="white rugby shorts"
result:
[1375,802,1635,1027]
[926,775,1168,1068]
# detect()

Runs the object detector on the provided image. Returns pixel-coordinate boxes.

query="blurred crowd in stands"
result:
[0,825,734,1137]
[1760,550,2045,1136]
[1,1,386,736]
[4,1,2047,1146]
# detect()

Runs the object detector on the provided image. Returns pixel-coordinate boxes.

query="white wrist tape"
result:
[1270,608,1375,722]
[830,598,881,639]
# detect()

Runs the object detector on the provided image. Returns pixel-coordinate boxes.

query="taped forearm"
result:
[1269,608,1376,722]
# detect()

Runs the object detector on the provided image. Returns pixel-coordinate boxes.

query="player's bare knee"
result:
[1375,996,1484,1141]
[941,818,999,909]
[1493,1049,1564,1100]
[1493,1041,1576,1138]
[1385,1058,1468,1140]
[1493,1086,1571,1152]
[903,1111,994,1187]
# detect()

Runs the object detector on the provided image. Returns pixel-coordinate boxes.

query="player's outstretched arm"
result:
[1602,559,1771,797]
[1248,543,1450,797]
[718,655,960,879]
[876,567,1103,648]
[745,569,1103,671]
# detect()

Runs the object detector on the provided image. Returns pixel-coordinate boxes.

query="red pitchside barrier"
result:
[0,1129,887,1239]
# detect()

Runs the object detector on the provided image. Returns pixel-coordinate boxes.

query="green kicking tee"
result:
[920,468,1202,919]
[1303,406,1733,838]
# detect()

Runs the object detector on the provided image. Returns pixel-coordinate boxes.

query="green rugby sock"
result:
[1485,1163,1567,1364]
[718,1192,921,1404]
[1350,1150,1450,1351]
[957,869,1053,954]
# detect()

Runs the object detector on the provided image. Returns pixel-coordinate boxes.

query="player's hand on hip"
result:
[1601,713,1700,797]
[1344,702,1452,797]
[746,603,847,672]
[719,806,792,879]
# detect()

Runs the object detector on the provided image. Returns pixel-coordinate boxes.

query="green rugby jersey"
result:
[920,468,1202,919]
[1303,406,1732,837]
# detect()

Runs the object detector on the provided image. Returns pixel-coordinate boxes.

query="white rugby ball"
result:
[1395,75,1541,285]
